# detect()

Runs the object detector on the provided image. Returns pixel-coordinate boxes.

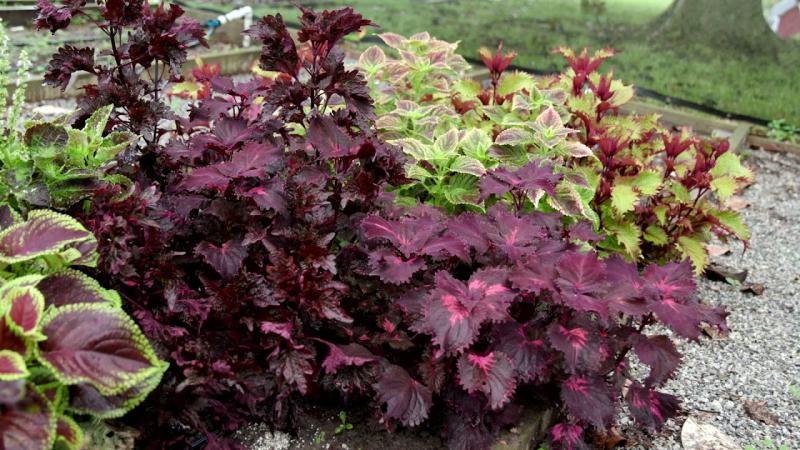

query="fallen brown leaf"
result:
[706,244,731,258]
[744,400,779,425]
[704,263,748,284]
[724,197,751,211]
[740,283,765,296]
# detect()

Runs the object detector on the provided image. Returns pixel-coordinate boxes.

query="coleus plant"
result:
[0,204,167,450]
[0,105,136,212]
[554,47,752,273]
[362,37,597,217]
[75,6,407,447]
[357,202,728,449]
[35,0,207,155]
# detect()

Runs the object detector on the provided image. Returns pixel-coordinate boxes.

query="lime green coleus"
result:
[362,35,753,275]
[0,205,167,450]
[0,105,136,212]
[362,34,599,222]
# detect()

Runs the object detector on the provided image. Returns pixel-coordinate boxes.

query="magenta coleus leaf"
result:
[0,350,27,381]
[549,423,589,450]
[484,207,545,259]
[554,252,609,318]
[5,286,45,336]
[642,260,697,302]
[457,351,516,409]
[423,269,514,354]
[368,247,426,284]
[320,342,375,375]
[0,211,95,264]
[67,366,165,419]
[307,116,362,159]
[36,270,120,308]
[493,322,550,382]
[546,323,602,372]
[361,215,466,260]
[625,383,680,430]
[268,345,314,395]
[0,386,54,449]
[560,374,614,428]
[195,239,247,279]
[375,365,432,427]
[0,379,26,405]
[479,160,562,201]
[55,415,82,450]
[632,335,681,386]
[0,319,27,356]
[36,304,166,395]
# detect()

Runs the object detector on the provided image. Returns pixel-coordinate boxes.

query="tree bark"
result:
[651,0,781,55]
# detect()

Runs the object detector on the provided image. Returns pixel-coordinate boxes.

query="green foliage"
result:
[365,35,597,219]
[744,439,790,450]
[0,105,136,212]
[766,119,800,144]
[364,37,753,273]
[0,206,167,450]
[334,411,354,435]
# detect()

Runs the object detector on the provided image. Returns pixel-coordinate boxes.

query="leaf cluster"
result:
[0,205,167,450]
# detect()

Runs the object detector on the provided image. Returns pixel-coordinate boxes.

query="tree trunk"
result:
[651,0,781,56]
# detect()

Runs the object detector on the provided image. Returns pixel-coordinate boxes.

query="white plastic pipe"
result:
[215,6,253,47]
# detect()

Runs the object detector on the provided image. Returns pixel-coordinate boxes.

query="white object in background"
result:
[215,6,254,47]
[767,0,799,32]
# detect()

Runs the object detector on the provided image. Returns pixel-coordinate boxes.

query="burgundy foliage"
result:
[358,203,727,449]
[50,5,730,449]
[36,0,207,152]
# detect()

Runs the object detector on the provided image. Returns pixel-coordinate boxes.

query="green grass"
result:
[222,0,800,125]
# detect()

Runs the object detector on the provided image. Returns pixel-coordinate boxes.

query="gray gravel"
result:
[633,148,800,449]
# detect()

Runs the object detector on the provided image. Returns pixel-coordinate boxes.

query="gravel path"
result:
[633,148,800,449]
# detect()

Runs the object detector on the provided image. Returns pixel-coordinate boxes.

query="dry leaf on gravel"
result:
[706,244,732,257]
[740,283,765,296]
[681,417,741,450]
[705,263,748,284]
[743,400,779,425]
[724,197,751,211]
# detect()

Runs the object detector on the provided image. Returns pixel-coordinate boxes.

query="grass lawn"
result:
[207,0,799,126]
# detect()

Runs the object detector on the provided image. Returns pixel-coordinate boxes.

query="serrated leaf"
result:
[669,182,692,204]
[374,365,432,427]
[0,386,55,449]
[677,235,708,275]
[5,285,45,337]
[497,71,534,97]
[710,152,752,180]
[710,176,738,200]
[36,303,168,396]
[55,414,84,450]
[0,210,96,265]
[632,170,662,196]
[452,79,482,99]
[495,128,534,146]
[609,80,634,107]
[709,210,749,240]
[358,46,385,70]
[607,221,641,259]
[460,128,493,159]
[0,350,28,381]
[457,351,516,409]
[643,225,669,246]
[611,183,638,215]
[449,156,486,177]
[433,129,460,156]
[444,174,481,206]
[653,205,669,225]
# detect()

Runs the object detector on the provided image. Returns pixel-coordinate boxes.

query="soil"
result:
[237,404,444,450]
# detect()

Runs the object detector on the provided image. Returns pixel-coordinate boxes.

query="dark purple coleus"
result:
[37,0,207,155]
[359,205,726,449]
